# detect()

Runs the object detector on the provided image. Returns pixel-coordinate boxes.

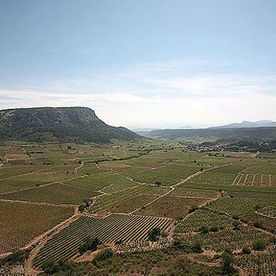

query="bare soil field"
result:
[4,153,31,161]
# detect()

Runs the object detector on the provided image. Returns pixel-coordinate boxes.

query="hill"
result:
[0,107,140,143]
[146,127,276,142]
[211,120,276,129]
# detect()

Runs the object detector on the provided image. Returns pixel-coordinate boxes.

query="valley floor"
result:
[0,140,275,275]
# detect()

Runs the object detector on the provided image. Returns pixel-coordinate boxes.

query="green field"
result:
[0,201,74,253]
[0,140,275,275]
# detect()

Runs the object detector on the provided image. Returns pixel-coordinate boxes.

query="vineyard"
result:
[89,184,170,215]
[232,173,275,187]
[176,224,272,252]
[236,251,276,276]
[0,201,74,253]
[32,213,174,268]
[257,206,276,218]
[174,209,232,234]
[0,141,275,275]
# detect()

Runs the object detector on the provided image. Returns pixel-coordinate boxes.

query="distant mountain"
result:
[211,120,276,129]
[147,127,276,141]
[132,128,158,136]
[0,107,140,143]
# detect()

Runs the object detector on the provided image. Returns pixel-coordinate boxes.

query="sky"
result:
[0,0,276,129]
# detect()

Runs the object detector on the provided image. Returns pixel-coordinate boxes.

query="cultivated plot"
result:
[0,201,74,254]
[32,213,174,268]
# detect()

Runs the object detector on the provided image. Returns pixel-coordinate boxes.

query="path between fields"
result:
[130,163,231,215]
[25,209,80,276]
[204,207,275,237]
[0,198,77,208]
[255,210,276,219]
[0,167,53,181]
[94,162,102,169]
[21,160,230,273]
[0,173,88,195]
[73,161,84,174]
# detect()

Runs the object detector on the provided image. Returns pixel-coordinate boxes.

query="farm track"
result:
[0,198,77,208]
[25,210,80,276]
[233,173,275,187]
[129,188,173,214]
[2,146,273,276]
[73,161,84,174]
[205,206,275,237]
[255,210,276,219]
[130,163,231,215]
[0,173,88,195]
[172,162,232,189]
[0,167,53,181]
[30,213,174,270]
[252,174,256,186]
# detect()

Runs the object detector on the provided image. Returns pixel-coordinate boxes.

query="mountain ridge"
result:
[210,120,276,129]
[0,106,140,143]
[146,127,276,141]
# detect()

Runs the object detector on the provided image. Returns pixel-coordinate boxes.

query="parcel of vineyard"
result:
[0,140,275,275]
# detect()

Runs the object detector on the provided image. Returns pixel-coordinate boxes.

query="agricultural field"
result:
[136,195,209,219]
[0,140,275,275]
[0,201,74,254]
[116,163,200,186]
[32,213,173,268]
[174,209,232,234]
[236,251,276,276]
[1,182,100,205]
[177,224,273,252]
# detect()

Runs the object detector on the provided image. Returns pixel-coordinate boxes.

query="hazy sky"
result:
[0,0,276,128]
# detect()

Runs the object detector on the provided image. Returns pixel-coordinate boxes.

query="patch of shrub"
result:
[221,249,236,275]
[252,240,266,251]
[93,249,114,264]
[0,249,30,266]
[191,242,203,253]
[188,205,198,213]
[198,226,209,234]
[242,246,251,254]
[148,227,161,242]
[79,237,101,254]
[253,221,263,229]
[210,226,219,232]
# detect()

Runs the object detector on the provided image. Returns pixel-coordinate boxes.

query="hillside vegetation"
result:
[0,107,140,143]
[146,127,276,142]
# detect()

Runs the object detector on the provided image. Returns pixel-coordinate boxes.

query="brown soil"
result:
[4,153,31,161]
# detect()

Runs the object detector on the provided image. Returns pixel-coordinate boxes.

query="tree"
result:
[232,221,241,230]
[191,242,203,253]
[78,204,86,212]
[79,237,100,254]
[148,227,161,242]
[221,249,235,274]
[242,246,251,254]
